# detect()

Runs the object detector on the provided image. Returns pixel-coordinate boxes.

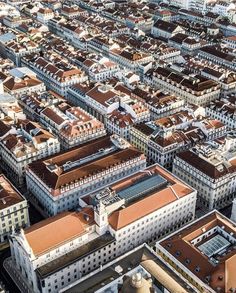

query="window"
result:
[175,251,181,257]
[185,259,190,265]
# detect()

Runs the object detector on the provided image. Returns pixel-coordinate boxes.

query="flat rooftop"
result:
[0,174,25,210]
[62,244,195,293]
[28,135,144,191]
[159,211,236,292]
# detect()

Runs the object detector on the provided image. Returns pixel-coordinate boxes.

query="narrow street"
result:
[0,248,20,293]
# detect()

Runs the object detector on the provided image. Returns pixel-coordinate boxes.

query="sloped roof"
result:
[109,182,192,230]
[24,211,87,256]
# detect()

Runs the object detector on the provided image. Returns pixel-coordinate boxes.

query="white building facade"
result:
[173,137,236,210]
[10,164,196,293]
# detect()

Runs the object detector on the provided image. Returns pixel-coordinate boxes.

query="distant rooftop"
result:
[28,135,144,191]
[0,174,25,210]
[159,211,236,293]
[61,244,196,293]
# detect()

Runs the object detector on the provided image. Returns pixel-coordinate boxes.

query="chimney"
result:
[0,80,4,94]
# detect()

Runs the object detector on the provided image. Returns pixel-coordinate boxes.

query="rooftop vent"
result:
[185,258,191,265]
[46,164,58,173]
[175,250,181,257]
[98,84,111,94]
[114,265,123,274]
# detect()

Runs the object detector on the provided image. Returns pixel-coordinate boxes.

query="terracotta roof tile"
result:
[24,211,87,256]
[109,182,192,230]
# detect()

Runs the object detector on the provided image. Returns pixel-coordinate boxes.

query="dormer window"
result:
[175,250,181,257]
[185,258,191,265]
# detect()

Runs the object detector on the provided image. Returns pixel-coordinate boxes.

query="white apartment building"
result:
[0,2,20,17]
[126,15,154,33]
[156,211,236,293]
[0,120,60,186]
[130,109,226,168]
[0,174,29,242]
[80,57,120,82]
[18,91,64,122]
[198,46,236,71]
[109,48,154,73]
[3,37,40,66]
[40,103,106,149]
[150,66,220,106]
[168,33,201,55]
[6,0,31,6]
[61,5,87,19]
[60,243,198,293]
[190,0,208,11]
[48,18,91,51]
[10,164,196,293]
[26,135,146,216]
[106,100,149,140]
[151,19,185,39]
[213,2,235,17]
[131,87,185,120]
[21,55,87,97]
[68,83,149,127]
[0,67,45,97]
[173,136,236,210]
[0,90,25,121]
[201,67,236,98]
[106,111,134,141]
[206,99,236,129]
[163,0,190,9]
[223,36,236,49]
[37,8,54,24]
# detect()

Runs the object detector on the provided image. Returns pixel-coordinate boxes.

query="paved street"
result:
[4,258,32,293]
[0,248,20,293]
[220,204,233,219]
[28,201,44,225]
[196,203,233,219]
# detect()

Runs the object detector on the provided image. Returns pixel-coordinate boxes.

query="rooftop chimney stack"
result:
[0,80,4,94]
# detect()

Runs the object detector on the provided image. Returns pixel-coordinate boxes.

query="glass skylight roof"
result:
[198,234,230,257]
[117,174,167,202]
